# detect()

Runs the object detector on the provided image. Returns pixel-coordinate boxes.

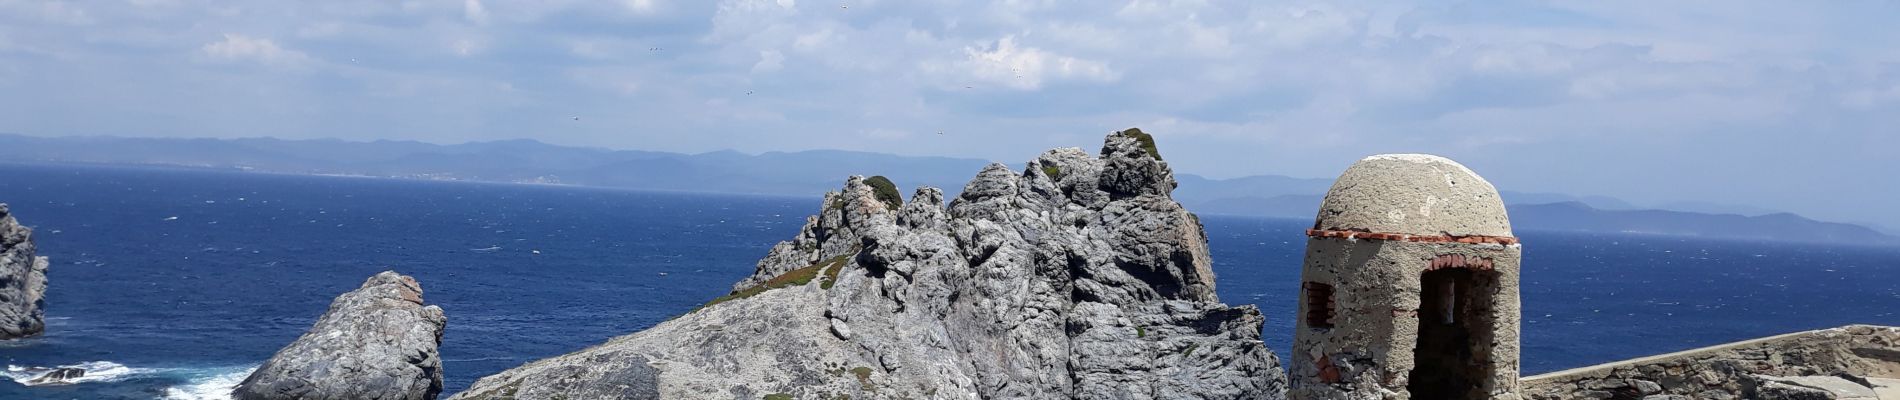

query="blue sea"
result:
[0,163,1896,399]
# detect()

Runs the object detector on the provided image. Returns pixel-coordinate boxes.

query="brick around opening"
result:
[1305,282,1336,329]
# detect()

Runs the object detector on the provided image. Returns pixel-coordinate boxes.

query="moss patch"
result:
[697,258,833,312]
[1183,343,1199,356]
[1135,326,1146,338]
[850,367,875,390]
[764,394,794,400]
[458,380,521,399]
[817,255,849,290]
[1040,165,1063,180]
[864,176,903,210]
[1121,128,1162,161]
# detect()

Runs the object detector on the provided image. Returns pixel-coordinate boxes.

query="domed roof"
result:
[1314,154,1512,237]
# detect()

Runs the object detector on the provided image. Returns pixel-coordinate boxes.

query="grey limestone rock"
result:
[452,129,1286,399]
[233,271,447,400]
[0,203,49,340]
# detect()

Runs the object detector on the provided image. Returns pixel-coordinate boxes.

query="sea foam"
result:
[162,365,257,400]
[2,361,147,385]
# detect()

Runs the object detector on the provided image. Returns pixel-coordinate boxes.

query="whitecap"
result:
[2,361,150,386]
[162,365,257,400]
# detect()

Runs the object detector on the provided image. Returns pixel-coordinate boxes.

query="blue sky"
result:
[1,1,1896,229]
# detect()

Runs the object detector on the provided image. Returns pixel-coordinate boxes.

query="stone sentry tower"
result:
[1290,154,1523,400]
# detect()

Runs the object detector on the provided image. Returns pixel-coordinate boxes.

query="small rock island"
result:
[234,271,447,400]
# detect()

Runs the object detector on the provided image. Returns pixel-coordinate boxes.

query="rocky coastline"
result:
[3,129,1897,399]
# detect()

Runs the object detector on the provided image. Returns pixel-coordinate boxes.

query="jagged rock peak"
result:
[234,271,447,400]
[1098,127,1179,199]
[0,203,50,340]
[453,128,1285,399]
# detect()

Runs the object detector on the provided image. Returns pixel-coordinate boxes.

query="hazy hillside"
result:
[3,133,1888,245]
[1511,202,1892,244]
[1187,194,1892,245]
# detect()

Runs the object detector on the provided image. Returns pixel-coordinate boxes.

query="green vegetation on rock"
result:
[1121,128,1162,161]
[850,367,875,391]
[864,176,903,210]
[698,257,835,312]
[764,394,793,400]
[818,255,849,290]
[1041,165,1063,180]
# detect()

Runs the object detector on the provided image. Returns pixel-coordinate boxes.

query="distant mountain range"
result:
[1,133,1890,245]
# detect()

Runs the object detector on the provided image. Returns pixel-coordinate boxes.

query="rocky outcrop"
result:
[0,203,50,340]
[24,367,84,385]
[452,129,1286,399]
[1521,325,1900,400]
[234,271,447,400]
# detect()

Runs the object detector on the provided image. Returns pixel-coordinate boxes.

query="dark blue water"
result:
[0,163,1895,399]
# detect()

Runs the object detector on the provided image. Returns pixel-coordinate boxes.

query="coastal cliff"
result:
[234,271,447,400]
[451,129,1287,399]
[0,203,49,340]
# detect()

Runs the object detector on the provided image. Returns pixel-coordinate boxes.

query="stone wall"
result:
[1520,325,1900,400]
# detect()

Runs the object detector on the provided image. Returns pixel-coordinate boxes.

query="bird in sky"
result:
[746,90,754,95]
[571,116,580,121]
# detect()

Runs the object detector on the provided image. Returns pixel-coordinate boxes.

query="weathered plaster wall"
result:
[1312,154,1512,238]
[1290,239,1522,399]
[1521,325,1900,400]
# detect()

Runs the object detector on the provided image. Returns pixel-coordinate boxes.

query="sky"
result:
[0,0,1896,229]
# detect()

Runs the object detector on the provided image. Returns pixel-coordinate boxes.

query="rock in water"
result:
[0,203,50,340]
[25,367,85,385]
[452,129,1287,399]
[234,271,447,400]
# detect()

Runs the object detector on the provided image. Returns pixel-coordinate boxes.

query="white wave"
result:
[2,361,150,386]
[162,365,257,400]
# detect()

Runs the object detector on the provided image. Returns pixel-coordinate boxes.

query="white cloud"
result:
[200,34,310,66]
[752,50,785,74]
[958,36,1118,90]
[452,38,482,56]
[463,0,489,25]
[623,0,658,14]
